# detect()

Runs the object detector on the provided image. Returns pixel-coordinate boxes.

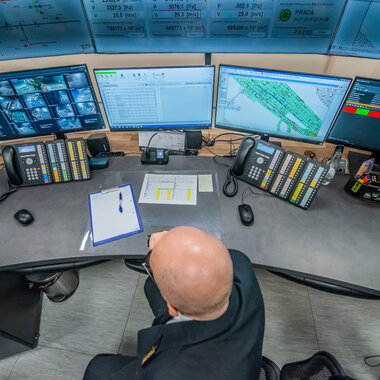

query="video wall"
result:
[0,0,379,60]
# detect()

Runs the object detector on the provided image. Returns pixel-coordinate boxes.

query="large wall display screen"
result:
[330,0,380,59]
[83,0,346,53]
[0,0,94,61]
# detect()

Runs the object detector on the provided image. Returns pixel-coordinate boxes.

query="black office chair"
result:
[259,356,280,380]
[280,351,356,380]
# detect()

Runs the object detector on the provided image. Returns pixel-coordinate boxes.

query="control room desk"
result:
[0,156,379,295]
[0,155,379,358]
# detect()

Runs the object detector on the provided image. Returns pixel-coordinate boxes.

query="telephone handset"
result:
[2,146,22,186]
[231,136,285,191]
[1,143,53,187]
[232,137,256,176]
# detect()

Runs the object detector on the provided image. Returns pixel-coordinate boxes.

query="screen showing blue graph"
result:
[83,0,345,54]
[94,66,215,130]
[0,0,94,61]
[330,0,380,59]
[215,65,352,144]
[0,65,105,140]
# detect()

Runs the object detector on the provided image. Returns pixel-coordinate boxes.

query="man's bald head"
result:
[150,227,233,320]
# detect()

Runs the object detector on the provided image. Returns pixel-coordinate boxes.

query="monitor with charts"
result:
[94,66,215,131]
[327,77,380,156]
[0,65,105,141]
[215,65,352,144]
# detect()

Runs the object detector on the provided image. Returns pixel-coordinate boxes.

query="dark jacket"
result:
[112,249,265,380]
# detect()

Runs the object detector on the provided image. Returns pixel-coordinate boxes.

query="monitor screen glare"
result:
[327,77,380,153]
[0,65,105,140]
[94,66,215,131]
[216,65,352,144]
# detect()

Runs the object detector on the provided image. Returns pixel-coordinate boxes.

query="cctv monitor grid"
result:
[0,64,378,155]
[0,67,104,139]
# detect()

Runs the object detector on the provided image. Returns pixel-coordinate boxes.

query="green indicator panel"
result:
[356,108,369,116]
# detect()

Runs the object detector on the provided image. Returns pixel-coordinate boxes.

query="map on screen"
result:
[216,66,352,144]
[83,0,345,54]
[330,0,380,59]
[0,0,94,61]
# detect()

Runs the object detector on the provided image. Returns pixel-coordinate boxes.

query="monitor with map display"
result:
[0,65,105,140]
[215,65,352,144]
[327,77,380,156]
[94,66,215,131]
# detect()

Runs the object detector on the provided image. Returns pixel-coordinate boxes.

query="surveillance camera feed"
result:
[0,65,105,139]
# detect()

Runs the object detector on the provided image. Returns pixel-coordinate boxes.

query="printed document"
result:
[138,174,197,205]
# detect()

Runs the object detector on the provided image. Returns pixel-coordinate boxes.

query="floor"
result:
[0,260,379,380]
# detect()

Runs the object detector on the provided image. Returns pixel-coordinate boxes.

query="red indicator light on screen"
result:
[368,110,380,118]
[344,106,357,113]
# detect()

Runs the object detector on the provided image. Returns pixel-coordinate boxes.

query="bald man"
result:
[84,227,264,380]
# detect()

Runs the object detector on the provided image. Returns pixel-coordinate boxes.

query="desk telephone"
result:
[1,138,90,187]
[228,137,328,209]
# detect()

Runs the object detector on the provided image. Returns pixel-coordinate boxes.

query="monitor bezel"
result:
[215,64,353,145]
[326,76,380,154]
[0,64,106,142]
[93,65,216,132]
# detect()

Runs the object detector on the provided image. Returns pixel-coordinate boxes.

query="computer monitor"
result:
[327,77,380,160]
[94,66,215,131]
[215,65,352,144]
[0,65,105,141]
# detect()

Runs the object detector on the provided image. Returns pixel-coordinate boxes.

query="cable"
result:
[202,132,256,148]
[146,132,159,151]
[364,355,380,368]
[241,186,273,204]
[201,145,226,158]
[0,180,17,202]
[223,168,238,197]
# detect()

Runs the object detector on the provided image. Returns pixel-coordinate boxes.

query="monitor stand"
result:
[54,132,66,141]
[260,134,282,147]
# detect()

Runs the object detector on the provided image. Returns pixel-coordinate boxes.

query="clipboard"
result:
[88,184,143,246]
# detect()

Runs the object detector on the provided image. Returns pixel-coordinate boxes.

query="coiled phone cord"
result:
[223,168,239,197]
[0,181,17,202]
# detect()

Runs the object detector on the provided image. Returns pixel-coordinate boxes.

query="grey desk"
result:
[0,156,379,293]
[0,156,379,357]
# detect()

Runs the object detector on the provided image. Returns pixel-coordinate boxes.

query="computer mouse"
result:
[238,204,254,226]
[14,209,34,226]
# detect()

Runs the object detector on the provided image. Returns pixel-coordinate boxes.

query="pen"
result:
[119,191,123,213]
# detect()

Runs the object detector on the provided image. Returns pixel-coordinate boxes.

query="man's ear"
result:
[167,302,179,317]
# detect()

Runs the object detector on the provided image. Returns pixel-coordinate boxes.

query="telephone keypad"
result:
[248,165,260,181]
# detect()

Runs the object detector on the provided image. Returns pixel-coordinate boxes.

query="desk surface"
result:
[0,156,379,295]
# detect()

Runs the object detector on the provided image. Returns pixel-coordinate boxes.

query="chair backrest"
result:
[259,356,281,380]
[280,351,346,380]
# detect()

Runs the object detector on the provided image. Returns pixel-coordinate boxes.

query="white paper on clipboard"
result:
[88,184,143,246]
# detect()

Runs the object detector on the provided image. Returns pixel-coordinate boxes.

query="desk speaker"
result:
[86,133,110,157]
[185,131,202,150]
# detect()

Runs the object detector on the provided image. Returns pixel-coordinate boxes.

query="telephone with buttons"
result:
[232,136,285,191]
[1,142,53,187]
